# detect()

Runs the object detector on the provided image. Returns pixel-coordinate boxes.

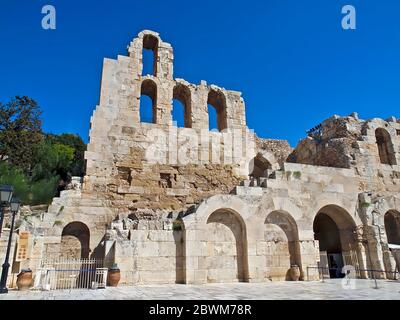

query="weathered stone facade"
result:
[7,30,400,286]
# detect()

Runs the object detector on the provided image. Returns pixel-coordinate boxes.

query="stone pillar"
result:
[392,249,400,275]
[184,229,206,284]
[355,239,368,279]
[382,242,397,280]
[363,225,386,279]
[298,239,320,281]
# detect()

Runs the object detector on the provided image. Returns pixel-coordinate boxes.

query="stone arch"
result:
[249,153,272,179]
[384,210,400,275]
[183,195,253,229]
[142,33,159,76]
[173,83,192,128]
[313,205,359,278]
[205,209,249,283]
[207,88,227,131]
[375,128,396,165]
[60,221,90,259]
[181,195,252,284]
[140,79,157,123]
[265,210,302,280]
[384,210,400,246]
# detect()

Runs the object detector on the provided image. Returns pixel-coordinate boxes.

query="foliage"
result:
[361,202,370,208]
[0,96,87,206]
[31,140,75,181]
[0,161,59,205]
[172,220,183,231]
[293,171,302,179]
[0,162,30,202]
[0,96,43,176]
[46,133,86,177]
[29,176,60,205]
[53,220,63,227]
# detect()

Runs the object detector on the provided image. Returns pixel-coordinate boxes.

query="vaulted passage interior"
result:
[313,205,358,278]
[60,222,90,259]
[205,210,248,283]
[375,128,397,165]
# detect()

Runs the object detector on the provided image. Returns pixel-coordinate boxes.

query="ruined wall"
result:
[287,113,400,193]
[255,136,292,168]
[84,30,256,216]
[14,30,400,286]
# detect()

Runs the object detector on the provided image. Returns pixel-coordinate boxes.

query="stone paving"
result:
[0,279,399,300]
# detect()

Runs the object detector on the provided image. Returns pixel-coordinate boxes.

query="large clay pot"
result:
[17,270,33,291]
[289,265,301,281]
[107,269,121,287]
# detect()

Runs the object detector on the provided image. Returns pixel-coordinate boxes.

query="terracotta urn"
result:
[16,269,33,291]
[289,265,301,281]
[107,264,121,287]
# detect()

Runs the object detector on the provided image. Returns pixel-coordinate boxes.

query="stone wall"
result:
[9,30,400,286]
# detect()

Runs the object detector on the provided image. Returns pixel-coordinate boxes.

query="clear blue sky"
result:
[1,0,400,147]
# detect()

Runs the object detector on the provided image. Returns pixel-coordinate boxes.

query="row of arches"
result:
[139,79,228,131]
[59,206,400,283]
[197,205,400,283]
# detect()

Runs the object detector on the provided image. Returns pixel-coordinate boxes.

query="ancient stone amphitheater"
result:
[10,30,400,285]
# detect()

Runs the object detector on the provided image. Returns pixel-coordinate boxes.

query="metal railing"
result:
[306,266,399,282]
[36,258,106,290]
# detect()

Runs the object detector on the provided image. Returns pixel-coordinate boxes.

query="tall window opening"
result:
[142,34,158,76]
[376,128,396,165]
[207,89,227,131]
[140,79,157,123]
[172,84,192,128]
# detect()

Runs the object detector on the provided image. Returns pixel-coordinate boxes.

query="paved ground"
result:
[0,279,399,300]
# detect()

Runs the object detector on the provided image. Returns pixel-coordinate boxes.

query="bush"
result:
[28,176,59,205]
[0,162,30,202]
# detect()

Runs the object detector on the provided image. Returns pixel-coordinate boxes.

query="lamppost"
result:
[0,197,21,294]
[0,185,13,237]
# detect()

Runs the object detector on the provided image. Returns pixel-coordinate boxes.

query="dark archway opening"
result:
[385,210,400,245]
[314,212,345,278]
[376,128,397,165]
[249,154,272,179]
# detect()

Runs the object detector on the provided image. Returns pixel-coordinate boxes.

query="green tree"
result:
[0,162,30,203]
[0,96,87,205]
[46,133,86,176]
[31,140,75,182]
[0,96,43,176]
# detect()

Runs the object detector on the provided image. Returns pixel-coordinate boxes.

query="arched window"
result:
[140,79,157,123]
[207,89,227,131]
[172,84,192,128]
[384,210,400,245]
[249,154,272,179]
[142,34,158,76]
[375,128,396,165]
